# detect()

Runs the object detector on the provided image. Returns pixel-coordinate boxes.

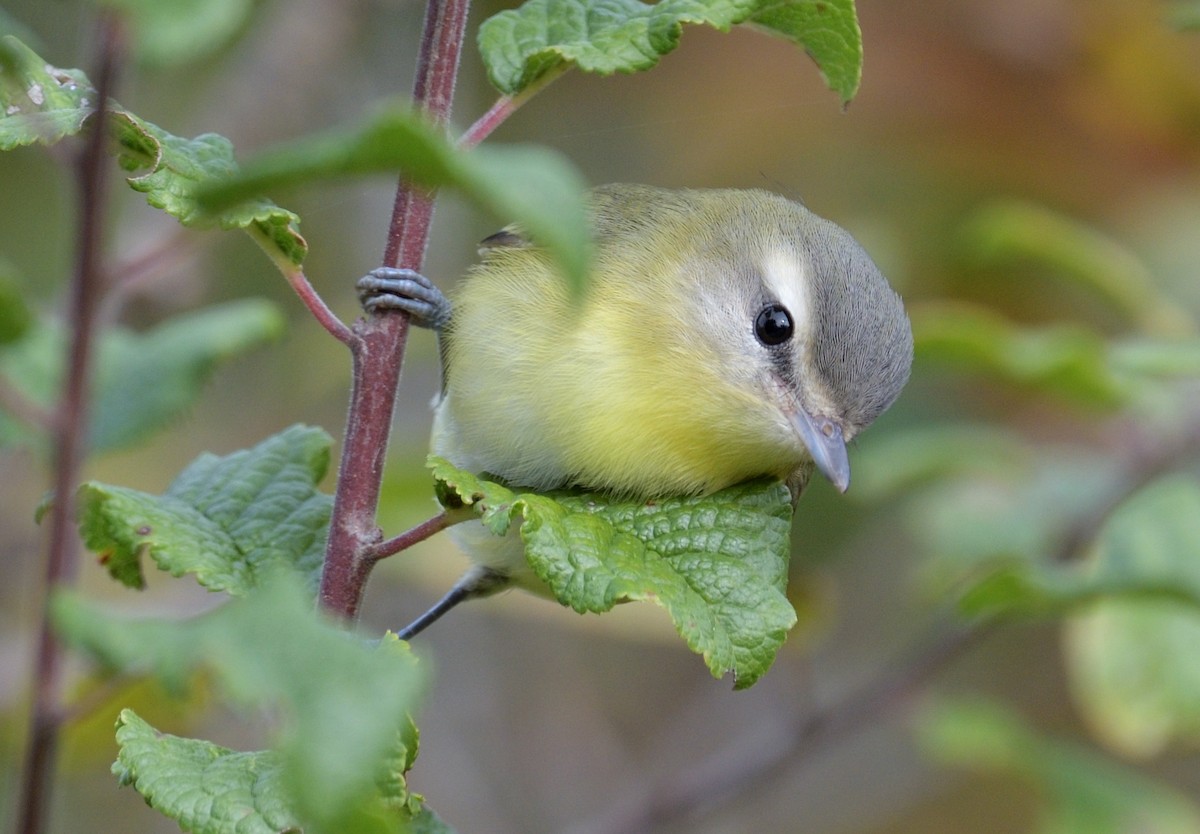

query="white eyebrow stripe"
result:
[760,246,840,417]
[761,248,810,346]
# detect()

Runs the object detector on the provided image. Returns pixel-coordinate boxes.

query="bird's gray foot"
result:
[356,267,451,330]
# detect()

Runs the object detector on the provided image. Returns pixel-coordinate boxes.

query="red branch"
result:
[318,0,471,620]
[459,97,518,149]
[285,268,355,346]
[363,511,459,563]
[16,13,126,834]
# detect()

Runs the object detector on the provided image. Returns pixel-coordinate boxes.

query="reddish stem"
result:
[318,0,471,620]
[17,14,125,834]
[364,511,461,563]
[286,268,354,346]
[458,67,567,149]
[459,96,519,149]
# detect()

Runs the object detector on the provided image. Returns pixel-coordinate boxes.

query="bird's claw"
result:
[356,267,451,330]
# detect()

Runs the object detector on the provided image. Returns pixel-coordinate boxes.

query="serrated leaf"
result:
[77,424,332,593]
[920,700,1200,834]
[0,35,93,148]
[195,107,590,292]
[54,578,426,834]
[112,115,307,265]
[430,456,796,688]
[0,301,285,454]
[0,37,305,265]
[113,711,301,834]
[112,709,444,834]
[478,0,861,103]
[744,0,861,101]
[912,302,1129,407]
[105,0,257,67]
[1062,476,1200,757]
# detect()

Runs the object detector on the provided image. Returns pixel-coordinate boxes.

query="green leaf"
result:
[913,302,1129,407]
[920,699,1200,834]
[77,424,333,593]
[0,37,306,265]
[430,456,796,688]
[744,0,861,103]
[104,0,257,67]
[478,0,862,104]
[1063,476,1200,757]
[0,301,286,453]
[112,115,307,266]
[113,711,302,834]
[961,200,1195,337]
[55,578,427,834]
[0,35,93,148]
[944,476,1200,756]
[195,107,590,292]
[112,710,446,834]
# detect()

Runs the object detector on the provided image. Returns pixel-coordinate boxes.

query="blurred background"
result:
[4,0,1200,831]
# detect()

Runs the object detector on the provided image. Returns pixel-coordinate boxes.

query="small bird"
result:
[358,184,913,637]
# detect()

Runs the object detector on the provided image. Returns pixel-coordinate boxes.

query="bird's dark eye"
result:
[755,303,794,346]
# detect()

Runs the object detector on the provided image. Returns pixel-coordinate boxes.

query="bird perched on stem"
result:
[358,184,913,637]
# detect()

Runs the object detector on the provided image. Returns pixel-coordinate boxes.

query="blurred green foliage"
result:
[3,0,1200,832]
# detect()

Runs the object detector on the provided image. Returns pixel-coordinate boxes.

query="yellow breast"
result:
[432,240,803,497]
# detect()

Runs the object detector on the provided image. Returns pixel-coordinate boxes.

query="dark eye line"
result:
[755,302,794,347]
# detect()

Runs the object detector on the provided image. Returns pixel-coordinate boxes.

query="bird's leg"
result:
[356,267,452,330]
[355,268,498,641]
[357,267,452,391]
[396,566,511,640]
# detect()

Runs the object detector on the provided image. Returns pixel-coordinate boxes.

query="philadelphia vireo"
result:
[358,184,913,637]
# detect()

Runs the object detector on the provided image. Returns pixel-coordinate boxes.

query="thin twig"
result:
[286,267,354,346]
[458,96,520,149]
[360,508,451,561]
[16,13,126,834]
[458,66,568,149]
[364,510,462,562]
[245,224,355,346]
